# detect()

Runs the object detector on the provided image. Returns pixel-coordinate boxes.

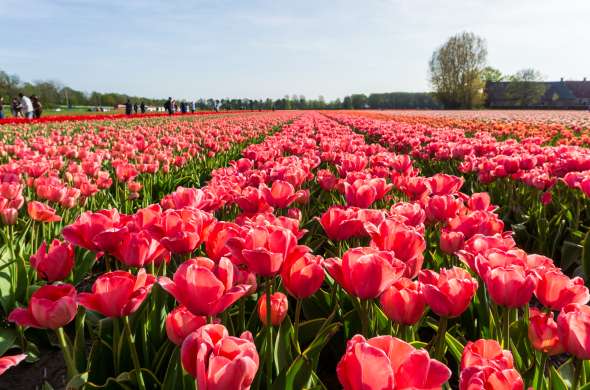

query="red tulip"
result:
[390,202,426,227]
[535,269,589,311]
[8,284,77,329]
[113,230,168,267]
[528,307,563,355]
[428,173,464,195]
[483,265,536,308]
[150,208,212,254]
[30,239,74,282]
[181,324,259,390]
[281,252,325,299]
[379,277,425,325]
[77,269,155,317]
[27,201,61,222]
[336,334,451,390]
[165,305,207,345]
[557,303,590,360]
[257,292,288,326]
[365,219,425,278]
[440,229,465,254]
[226,224,306,277]
[0,208,18,225]
[260,180,304,208]
[159,257,251,316]
[461,339,514,371]
[204,221,240,261]
[460,366,524,390]
[318,207,365,241]
[426,195,463,222]
[419,267,478,318]
[467,192,493,211]
[0,354,26,376]
[62,209,123,252]
[325,247,405,299]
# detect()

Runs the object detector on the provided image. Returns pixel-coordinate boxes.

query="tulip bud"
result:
[258,292,288,326]
[1,208,18,225]
[165,305,207,345]
[528,307,563,355]
[380,278,425,325]
[440,230,464,254]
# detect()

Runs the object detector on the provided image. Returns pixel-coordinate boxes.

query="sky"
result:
[1,0,589,101]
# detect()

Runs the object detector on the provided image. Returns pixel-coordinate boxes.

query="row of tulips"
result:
[0,111,589,389]
[329,112,590,277]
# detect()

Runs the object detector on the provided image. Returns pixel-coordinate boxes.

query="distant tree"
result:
[505,68,546,106]
[350,94,368,109]
[429,31,487,108]
[342,96,353,109]
[481,66,504,83]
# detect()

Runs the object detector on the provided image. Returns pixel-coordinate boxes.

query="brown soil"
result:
[0,347,66,390]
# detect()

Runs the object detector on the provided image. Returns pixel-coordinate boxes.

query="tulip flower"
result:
[528,307,563,355]
[535,270,589,311]
[260,180,305,208]
[0,208,18,225]
[419,267,478,318]
[77,269,155,317]
[440,229,465,254]
[159,257,251,316]
[325,247,405,300]
[62,209,123,252]
[365,219,425,278]
[336,334,451,390]
[318,206,365,241]
[112,230,168,267]
[204,221,240,261]
[257,292,288,326]
[9,284,77,329]
[0,354,26,376]
[380,277,425,326]
[27,201,61,222]
[482,265,536,308]
[165,305,207,345]
[460,339,514,371]
[557,303,590,360]
[181,324,259,390]
[428,173,464,195]
[459,366,524,390]
[280,252,325,299]
[29,239,74,282]
[150,208,212,254]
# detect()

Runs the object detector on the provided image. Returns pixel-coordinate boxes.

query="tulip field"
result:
[1,110,590,390]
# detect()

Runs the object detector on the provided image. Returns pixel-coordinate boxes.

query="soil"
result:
[0,347,66,390]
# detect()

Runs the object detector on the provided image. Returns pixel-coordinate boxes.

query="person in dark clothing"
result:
[11,98,20,117]
[125,99,132,115]
[133,102,139,114]
[140,101,146,114]
[31,95,43,118]
[180,101,187,114]
[164,97,173,115]
[0,97,4,119]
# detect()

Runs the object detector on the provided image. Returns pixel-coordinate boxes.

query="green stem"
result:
[123,316,147,390]
[56,327,78,379]
[293,299,302,355]
[265,278,273,389]
[572,358,583,390]
[358,299,369,337]
[433,316,448,361]
[503,308,510,349]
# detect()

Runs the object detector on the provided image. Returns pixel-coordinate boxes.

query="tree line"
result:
[429,31,547,108]
[0,69,441,111]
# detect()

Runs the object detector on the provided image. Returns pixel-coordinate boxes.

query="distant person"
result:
[19,93,34,119]
[140,101,146,113]
[180,101,187,114]
[0,97,4,119]
[31,95,42,118]
[133,102,139,114]
[173,101,178,113]
[125,99,132,115]
[164,97,173,115]
[191,101,196,113]
[11,98,20,117]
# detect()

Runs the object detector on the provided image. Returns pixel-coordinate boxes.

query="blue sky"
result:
[1,0,589,100]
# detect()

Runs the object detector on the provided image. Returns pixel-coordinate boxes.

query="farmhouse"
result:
[485,79,590,108]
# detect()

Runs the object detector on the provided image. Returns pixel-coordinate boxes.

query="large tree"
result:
[429,31,487,108]
[505,68,546,106]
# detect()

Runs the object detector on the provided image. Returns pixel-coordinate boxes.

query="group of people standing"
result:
[124,99,147,115]
[0,93,42,119]
[163,97,197,115]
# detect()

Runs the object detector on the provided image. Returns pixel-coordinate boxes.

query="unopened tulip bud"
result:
[258,292,288,326]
